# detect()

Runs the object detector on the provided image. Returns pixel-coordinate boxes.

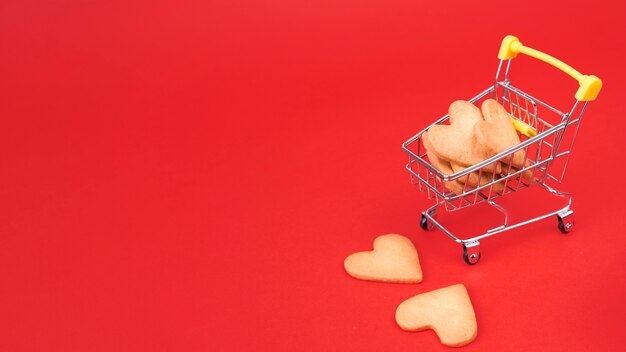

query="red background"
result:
[1,0,625,350]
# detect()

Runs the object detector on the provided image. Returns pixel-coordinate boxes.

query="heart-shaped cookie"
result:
[344,234,422,283]
[422,132,465,195]
[428,100,501,174]
[395,284,477,347]
[476,99,534,182]
[475,99,526,169]
[449,161,505,193]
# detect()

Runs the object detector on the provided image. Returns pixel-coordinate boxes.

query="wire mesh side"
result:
[403,84,579,211]
[496,82,588,183]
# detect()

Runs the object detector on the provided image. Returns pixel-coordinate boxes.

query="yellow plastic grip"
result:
[498,35,602,101]
[510,119,537,138]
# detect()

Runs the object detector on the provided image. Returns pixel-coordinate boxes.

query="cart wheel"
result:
[557,212,575,234]
[462,243,481,265]
[557,217,574,234]
[420,214,435,231]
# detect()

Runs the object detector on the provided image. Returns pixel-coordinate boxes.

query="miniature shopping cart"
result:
[402,35,602,265]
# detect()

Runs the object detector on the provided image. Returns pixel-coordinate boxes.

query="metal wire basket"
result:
[402,35,602,264]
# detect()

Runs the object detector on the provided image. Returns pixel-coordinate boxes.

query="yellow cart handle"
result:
[498,35,602,101]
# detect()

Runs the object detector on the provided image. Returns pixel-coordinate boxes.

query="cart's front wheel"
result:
[462,242,481,265]
[557,211,575,234]
[420,213,435,231]
[558,218,573,233]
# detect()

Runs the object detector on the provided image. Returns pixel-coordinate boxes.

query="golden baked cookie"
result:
[428,101,501,174]
[396,284,478,347]
[344,234,423,284]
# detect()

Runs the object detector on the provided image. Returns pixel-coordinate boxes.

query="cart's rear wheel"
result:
[557,218,573,233]
[462,243,481,265]
[420,213,435,231]
[557,212,575,234]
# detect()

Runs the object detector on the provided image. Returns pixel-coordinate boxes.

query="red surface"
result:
[1,0,625,350]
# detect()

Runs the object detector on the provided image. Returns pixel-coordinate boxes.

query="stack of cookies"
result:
[423,99,530,195]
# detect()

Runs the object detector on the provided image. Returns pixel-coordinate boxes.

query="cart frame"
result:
[401,35,601,264]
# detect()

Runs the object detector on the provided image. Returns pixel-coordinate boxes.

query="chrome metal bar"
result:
[459,183,572,243]
[486,199,509,233]
[444,123,564,180]
[501,96,552,130]
[465,206,568,242]
[505,59,512,80]
[497,82,566,117]
[540,182,572,207]
[559,101,589,181]
[423,204,463,243]
[423,181,573,244]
